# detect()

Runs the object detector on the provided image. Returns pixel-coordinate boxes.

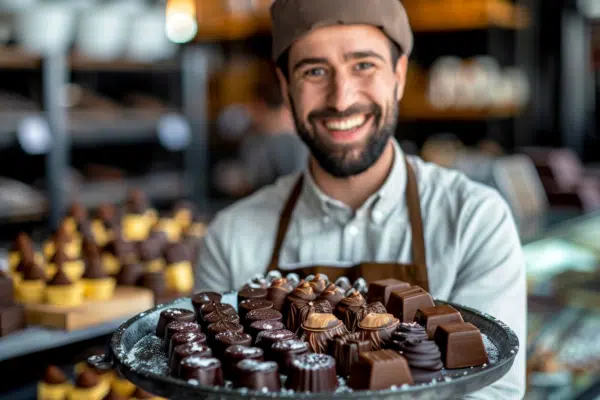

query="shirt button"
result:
[348,225,359,236]
[372,211,383,223]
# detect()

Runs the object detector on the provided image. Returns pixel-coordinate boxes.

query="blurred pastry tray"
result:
[552,270,600,310]
[24,287,153,331]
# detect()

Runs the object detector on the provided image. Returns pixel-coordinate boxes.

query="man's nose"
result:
[326,73,356,112]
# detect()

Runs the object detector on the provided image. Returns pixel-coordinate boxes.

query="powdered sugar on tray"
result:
[126,335,169,375]
[481,334,499,364]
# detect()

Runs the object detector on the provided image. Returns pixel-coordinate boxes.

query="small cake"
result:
[172,201,196,231]
[178,356,224,385]
[357,312,400,351]
[82,254,116,300]
[222,345,264,380]
[156,308,196,338]
[115,262,144,286]
[45,265,84,307]
[168,331,207,360]
[237,287,268,307]
[299,313,348,353]
[391,336,444,383]
[245,309,283,328]
[326,332,371,377]
[138,238,166,273]
[15,260,46,304]
[271,339,309,374]
[239,298,273,323]
[101,237,138,276]
[164,243,194,294]
[248,320,286,344]
[434,322,489,369]
[285,353,338,392]
[213,331,252,359]
[266,278,293,312]
[37,365,72,400]
[348,350,413,390]
[50,249,85,282]
[308,273,328,295]
[387,286,435,323]
[334,289,366,330]
[256,329,295,360]
[367,278,410,307]
[317,283,345,309]
[164,321,200,350]
[415,305,464,339]
[234,359,281,392]
[69,369,105,400]
[169,342,212,376]
[191,291,222,316]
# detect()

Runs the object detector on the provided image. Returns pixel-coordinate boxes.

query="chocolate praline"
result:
[390,337,443,383]
[266,278,293,312]
[317,283,345,309]
[299,313,348,354]
[168,331,207,360]
[285,353,338,392]
[248,320,286,344]
[198,302,236,322]
[213,331,252,360]
[246,308,282,327]
[256,329,296,360]
[234,359,281,392]
[170,341,212,376]
[164,321,200,350]
[191,291,222,315]
[357,313,400,351]
[178,356,224,385]
[271,339,310,374]
[222,345,264,380]
[237,287,267,307]
[156,308,196,338]
[239,298,273,323]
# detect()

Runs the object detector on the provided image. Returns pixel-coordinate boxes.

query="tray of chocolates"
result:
[90,274,519,399]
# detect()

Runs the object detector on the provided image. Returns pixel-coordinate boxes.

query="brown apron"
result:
[266,159,430,291]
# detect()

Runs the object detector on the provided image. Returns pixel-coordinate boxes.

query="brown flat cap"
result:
[270,0,413,61]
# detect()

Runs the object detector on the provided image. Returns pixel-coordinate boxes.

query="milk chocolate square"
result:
[434,322,489,369]
[366,279,410,307]
[387,286,435,323]
[414,305,464,339]
[0,303,25,337]
[348,350,413,390]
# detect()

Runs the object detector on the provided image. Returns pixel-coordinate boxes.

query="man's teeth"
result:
[325,115,366,131]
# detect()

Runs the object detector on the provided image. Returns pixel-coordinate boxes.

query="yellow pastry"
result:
[110,377,135,397]
[154,218,181,243]
[165,261,194,293]
[37,365,72,400]
[65,203,88,236]
[100,238,137,276]
[15,261,46,304]
[9,232,34,270]
[121,214,151,242]
[172,201,196,230]
[45,266,84,307]
[91,220,110,248]
[49,249,85,282]
[82,256,116,300]
[45,224,82,260]
[69,370,106,400]
[186,221,207,239]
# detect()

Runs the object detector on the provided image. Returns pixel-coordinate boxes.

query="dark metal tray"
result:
[91,292,519,400]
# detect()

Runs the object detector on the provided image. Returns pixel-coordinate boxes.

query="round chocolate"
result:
[168,331,207,360]
[392,322,429,343]
[234,359,281,392]
[156,308,196,338]
[214,331,252,359]
[207,321,244,345]
[246,308,282,327]
[179,356,224,385]
[43,365,67,384]
[222,345,264,380]
[169,342,212,375]
[248,320,286,343]
[237,287,267,307]
[164,321,200,350]
[202,312,240,332]
[191,291,222,314]
[271,339,310,374]
[286,353,337,392]
[199,302,236,322]
[256,329,295,360]
[239,299,273,322]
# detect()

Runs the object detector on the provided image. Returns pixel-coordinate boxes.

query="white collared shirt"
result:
[196,139,526,399]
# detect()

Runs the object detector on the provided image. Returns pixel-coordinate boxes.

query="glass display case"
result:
[523,212,600,400]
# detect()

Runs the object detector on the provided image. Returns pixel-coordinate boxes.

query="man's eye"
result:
[304,68,326,77]
[355,62,374,71]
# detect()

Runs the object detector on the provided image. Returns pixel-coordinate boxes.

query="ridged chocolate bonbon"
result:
[391,337,443,383]
[357,313,399,351]
[285,353,338,392]
[234,360,281,392]
[348,350,413,390]
[222,345,264,380]
[169,342,212,375]
[271,339,309,374]
[178,356,224,385]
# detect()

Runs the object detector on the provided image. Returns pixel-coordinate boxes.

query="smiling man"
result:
[196,1,526,398]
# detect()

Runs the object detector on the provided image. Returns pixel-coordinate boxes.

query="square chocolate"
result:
[414,304,464,339]
[348,350,413,390]
[0,303,25,337]
[386,286,435,323]
[0,273,14,306]
[434,322,489,369]
[366,279,410,307]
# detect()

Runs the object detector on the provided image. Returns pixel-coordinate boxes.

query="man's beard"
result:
[289,92,399,178]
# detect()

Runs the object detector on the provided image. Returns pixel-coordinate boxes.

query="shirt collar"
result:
[300,138,407,223]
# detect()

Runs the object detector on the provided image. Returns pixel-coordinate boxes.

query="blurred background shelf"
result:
[400,103,524,121]
[0,46,41,69]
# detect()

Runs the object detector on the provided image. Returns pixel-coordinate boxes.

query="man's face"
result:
[279,25,408,177]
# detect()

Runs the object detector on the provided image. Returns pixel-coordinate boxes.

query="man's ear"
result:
[276,68,291,109]
[394,55,409,102]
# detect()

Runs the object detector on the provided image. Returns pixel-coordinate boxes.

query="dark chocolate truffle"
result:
[156,308,196,338]
[271,339,310,374]
[237,287,267,307]
[178,356,224,385]
[239,299,273,323]
[164,321,200,350]
[43,365,67,384]
[213,331,252,359]
[248,320,286,344]
[234,359,281,392]
[246,308,282,328]
[285,353,338,392]
[168,331,207,360]
[191,291,222,315]
[169,342,212,375]
[256,329,296,360]
[222,345,264,380]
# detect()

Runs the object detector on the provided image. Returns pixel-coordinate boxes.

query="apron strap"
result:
[267,175,304,271]
[405,159,427,267]
[267,157,426,271]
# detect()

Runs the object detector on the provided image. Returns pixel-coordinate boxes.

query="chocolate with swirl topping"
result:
[392,322,429,343]
[391,337,443,383]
